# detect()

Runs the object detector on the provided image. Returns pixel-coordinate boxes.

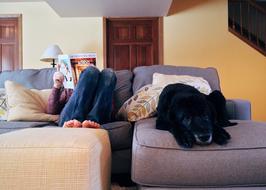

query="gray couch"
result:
[0,67,133,175]
[1,65,265,189]
[131,65,266,189]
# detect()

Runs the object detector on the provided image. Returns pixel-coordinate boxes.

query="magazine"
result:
[58,53,97,89]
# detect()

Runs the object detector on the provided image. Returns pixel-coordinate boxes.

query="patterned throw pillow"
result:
[0,88,8,120]
[152,73,212,95]
[117,84,164,122]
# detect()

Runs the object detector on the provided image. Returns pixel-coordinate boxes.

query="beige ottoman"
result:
[0,128,111,190]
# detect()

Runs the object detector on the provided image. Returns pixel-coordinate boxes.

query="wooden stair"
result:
[228,0,266,56]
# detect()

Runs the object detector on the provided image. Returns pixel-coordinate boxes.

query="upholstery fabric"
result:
[133,65,220,93]
[113,70,133,116]
[132,118,266,188]
[111,149,132,174]
[140,187,266,190]
[226,99,251,120]
[101,121,133,151]
[0,128,111,190]
[0,68,55,90]
[5,81,59,122]
[0,121,55,134]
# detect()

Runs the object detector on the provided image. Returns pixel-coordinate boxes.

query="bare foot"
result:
[82,120,100,129]
[63,119,82,128]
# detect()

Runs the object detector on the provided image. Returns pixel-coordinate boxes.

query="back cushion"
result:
[0,68,132,114]
[133,65,221,93]
[113,70,133,115]
[0,68,55,90]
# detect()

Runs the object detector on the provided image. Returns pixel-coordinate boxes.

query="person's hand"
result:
[56,63,61,71]
[53,71,64,89]
[89,63,96,67]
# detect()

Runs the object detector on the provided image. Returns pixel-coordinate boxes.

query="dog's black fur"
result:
[156,83,236,148]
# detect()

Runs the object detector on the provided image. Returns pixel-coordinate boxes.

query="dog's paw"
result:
[213,127,231,145]
[219,121,237,127]
[176,131,195,148]
[227,121,237,127]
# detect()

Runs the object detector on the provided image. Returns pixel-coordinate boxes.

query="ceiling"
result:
[0,0,173,17]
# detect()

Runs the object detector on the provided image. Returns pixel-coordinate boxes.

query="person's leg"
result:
[59,67,100,126]
[86,68,117,124]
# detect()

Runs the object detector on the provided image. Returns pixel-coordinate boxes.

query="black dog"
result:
[156,83,236,148]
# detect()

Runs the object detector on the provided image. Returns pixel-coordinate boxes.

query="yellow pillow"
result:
[152,73,212,95]
[5,81,59,122]
[117,84,163,122]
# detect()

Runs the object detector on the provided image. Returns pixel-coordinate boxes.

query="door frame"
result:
[0,14,23,69]
[103,17,163,68]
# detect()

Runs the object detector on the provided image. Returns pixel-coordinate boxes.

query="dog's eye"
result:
[203,116,210,121]
[183,116,191,126]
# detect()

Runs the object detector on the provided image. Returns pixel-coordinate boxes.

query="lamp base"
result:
[51,59,56,68]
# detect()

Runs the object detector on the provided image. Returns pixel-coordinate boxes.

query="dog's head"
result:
[169,94,214,145]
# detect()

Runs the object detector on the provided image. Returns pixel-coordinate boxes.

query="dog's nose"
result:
[199,135,211,142]
[195,134,212,145]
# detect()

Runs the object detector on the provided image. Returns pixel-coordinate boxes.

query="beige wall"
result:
[164,0,266,121]
[0,2,104,69]
[1,0,265,121]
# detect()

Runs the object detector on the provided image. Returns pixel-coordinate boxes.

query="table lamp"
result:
[40,44,63,67]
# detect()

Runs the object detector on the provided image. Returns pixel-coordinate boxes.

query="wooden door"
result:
[107,18,160,71]
[0,17,21,71]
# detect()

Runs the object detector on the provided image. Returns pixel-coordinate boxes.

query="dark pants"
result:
[59,66,117,126]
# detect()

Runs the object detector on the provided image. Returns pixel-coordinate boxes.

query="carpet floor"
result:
[111,184,137,190]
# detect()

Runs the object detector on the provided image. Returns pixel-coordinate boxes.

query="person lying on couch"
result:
[47,64,117,128]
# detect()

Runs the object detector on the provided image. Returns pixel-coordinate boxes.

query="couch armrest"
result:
[226,99,251,120]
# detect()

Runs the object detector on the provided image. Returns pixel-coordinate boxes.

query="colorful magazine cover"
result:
[69,53,96,81]
[58,53,97,89]
[58,54,75,89]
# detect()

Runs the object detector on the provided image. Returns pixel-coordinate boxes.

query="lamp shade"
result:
[40,44,63,62]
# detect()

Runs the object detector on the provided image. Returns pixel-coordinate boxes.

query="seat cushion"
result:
[0,128,111,190]
[132,118,266,188]
[0,120,132,151]
[102,121,133,151]
[0,121,56,134]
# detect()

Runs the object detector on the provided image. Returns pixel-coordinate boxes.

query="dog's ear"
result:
[168,109,176,124]
[168,99,181,122]
[206,90,237,127]
[206,101,216,124]
[156,117,172,131]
